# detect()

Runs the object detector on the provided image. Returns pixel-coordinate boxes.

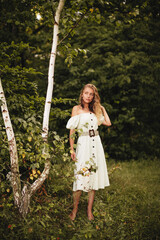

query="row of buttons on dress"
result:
[90,113,95,158]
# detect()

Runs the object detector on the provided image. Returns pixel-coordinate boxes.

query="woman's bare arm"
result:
[69,106,79,161]
[101,106,112,126]
[69,129,76,161]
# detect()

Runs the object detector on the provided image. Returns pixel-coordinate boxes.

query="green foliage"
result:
[53,11,160,160]
[0,40,47,191]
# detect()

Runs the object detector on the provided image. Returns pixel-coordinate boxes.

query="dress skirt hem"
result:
[73,184,110,193]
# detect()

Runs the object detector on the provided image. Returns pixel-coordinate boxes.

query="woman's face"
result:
[82,87,94,104]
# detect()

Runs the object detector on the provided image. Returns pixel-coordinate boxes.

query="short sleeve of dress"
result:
[99,114,105,125]
[66,115,80,129]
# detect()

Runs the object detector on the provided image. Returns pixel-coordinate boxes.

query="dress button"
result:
[93,139,94,141]
[93,146,94,148]
[91,119,93,121]
[91,126,93,128]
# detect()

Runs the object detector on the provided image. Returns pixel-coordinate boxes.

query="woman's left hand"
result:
[101,105,112,126]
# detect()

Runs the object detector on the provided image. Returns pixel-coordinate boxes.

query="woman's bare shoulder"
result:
[71,105,81,116]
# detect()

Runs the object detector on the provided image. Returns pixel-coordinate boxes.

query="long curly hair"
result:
[79,84,102,124]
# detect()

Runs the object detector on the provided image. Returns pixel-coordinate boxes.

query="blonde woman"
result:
[66,84,111,221]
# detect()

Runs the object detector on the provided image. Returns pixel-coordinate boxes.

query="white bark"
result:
[19,184,31,218]
[42,0,65,141]
[0,0,65,217]
[0,78,21,207]
[30,159,50,195]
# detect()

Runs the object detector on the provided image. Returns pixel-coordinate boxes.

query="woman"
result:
[66,84,111,221]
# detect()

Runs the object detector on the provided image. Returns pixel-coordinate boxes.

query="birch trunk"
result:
[0,78,21,207]
[42,0,65,141]
[0,78,32,217]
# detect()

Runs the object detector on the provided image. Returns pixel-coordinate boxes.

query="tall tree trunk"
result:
[42,0,65,141]
[0,78,21,207]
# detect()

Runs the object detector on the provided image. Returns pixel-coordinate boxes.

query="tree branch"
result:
[58,11,87,46]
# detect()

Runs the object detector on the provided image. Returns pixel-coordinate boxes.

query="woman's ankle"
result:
[87,211,94,220]
[69,210,77,220]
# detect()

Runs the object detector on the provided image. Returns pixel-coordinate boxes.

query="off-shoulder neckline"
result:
[72,112,94,117]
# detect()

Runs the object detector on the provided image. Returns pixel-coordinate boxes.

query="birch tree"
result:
[0,0,65,217]
[0,0,105,217]
[0,78,21,208]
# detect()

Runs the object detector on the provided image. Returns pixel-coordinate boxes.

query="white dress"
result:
[66,112,110,192]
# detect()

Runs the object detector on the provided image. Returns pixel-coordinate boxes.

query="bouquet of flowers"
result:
[77,159,98,177]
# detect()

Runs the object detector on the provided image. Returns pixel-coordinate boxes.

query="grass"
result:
[0,158,160,240]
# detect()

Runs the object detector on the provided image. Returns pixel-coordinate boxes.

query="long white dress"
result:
[66,112,110,192]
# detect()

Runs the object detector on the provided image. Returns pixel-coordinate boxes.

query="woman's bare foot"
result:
[87,190,95,221]
[69,190,81,220]
[87,211,94,221]
[69,211,77,221]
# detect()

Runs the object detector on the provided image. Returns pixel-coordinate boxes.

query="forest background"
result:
[0,0,160,239]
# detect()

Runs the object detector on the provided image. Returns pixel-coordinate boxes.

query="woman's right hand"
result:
[70,150,76,161]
